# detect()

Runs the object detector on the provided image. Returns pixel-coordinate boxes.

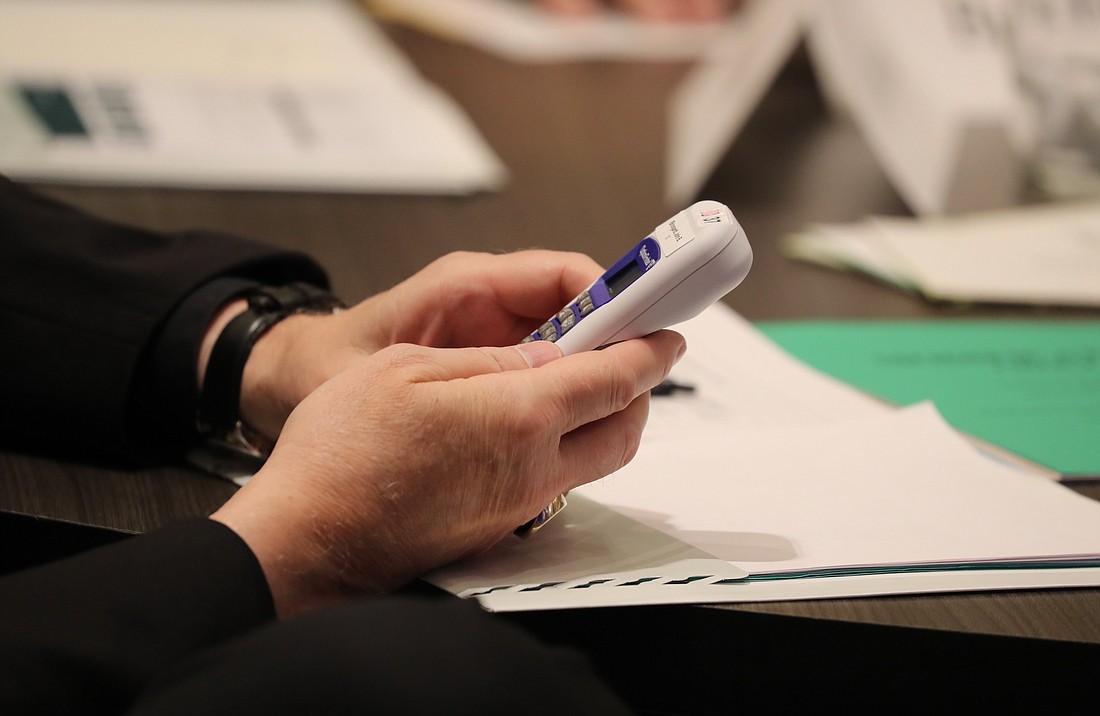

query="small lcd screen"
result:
[606,258,645,297]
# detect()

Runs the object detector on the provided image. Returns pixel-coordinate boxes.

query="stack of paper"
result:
[0,0,506,194]
[427,303,1100,611]
[783,201,1100,307]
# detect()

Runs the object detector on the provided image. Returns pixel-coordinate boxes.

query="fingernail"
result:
[514,340,563,368]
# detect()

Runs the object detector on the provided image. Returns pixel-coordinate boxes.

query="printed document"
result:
[0,0,506,194]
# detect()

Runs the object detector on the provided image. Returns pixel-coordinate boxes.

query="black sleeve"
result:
[0,176,330,461]
[0,519,276,716]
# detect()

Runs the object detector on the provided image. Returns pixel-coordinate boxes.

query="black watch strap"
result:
[196,282,343,448]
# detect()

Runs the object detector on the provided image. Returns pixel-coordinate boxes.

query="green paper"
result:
[756,320,1100,479]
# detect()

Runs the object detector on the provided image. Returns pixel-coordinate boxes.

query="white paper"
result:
[432,401,1100,611]
[426,492,745,607]
[805,0,1031,216]
[785,201,1100,307]
[643,301,890,445]
[429,303,1100,612]
[0,0,506,194]
[468,563,1100,612]
[782,222,918,289]
[580,403,1100,577]
[665,0,807,206]
[366,0,730,62]
[872,204,1100,306]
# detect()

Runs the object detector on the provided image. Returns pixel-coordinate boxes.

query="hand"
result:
[211,330,686,616]
[232,250,603,442]
[536,0,738,22]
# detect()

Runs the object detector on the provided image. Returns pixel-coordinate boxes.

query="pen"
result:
[651,379,696,396]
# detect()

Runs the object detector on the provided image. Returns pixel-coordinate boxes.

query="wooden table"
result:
[3,18,1098,711]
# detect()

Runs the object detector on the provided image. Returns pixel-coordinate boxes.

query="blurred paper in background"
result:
[1006,0,1100,200]
[784,201,1100,308]
[365,0,729,62]
[664,0,807,206]
[0,0,506,194]
[806,0,1033,217]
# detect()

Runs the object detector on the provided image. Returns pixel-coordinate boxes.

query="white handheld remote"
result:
[521,200,752,354]
[515,201,751,537]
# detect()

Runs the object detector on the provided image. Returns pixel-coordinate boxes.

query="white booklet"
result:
[784,201,1100,308]
[427,304,1100,611]
[0,0,506,194]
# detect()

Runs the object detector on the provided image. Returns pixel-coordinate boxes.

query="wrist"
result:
[194,283,344,468]
[211,467,389,616]
[239,313,332,441]
[198,298,249,390]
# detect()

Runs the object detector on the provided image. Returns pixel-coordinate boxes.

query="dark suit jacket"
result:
[0,175,327,461]
[0,177,325,713]
[0,519,274,715]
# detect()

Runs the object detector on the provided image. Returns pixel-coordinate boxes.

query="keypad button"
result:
[557,309,576,333]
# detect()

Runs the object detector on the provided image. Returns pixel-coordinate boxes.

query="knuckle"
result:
[429,250,479,272]
[374,343,430,375]
[602,363,640,415]
[509,394,559,440]
[481,347,521,374]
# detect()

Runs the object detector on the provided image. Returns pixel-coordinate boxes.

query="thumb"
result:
[512,339,564,368]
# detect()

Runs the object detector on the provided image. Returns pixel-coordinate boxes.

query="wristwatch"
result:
[190,282,344,482]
